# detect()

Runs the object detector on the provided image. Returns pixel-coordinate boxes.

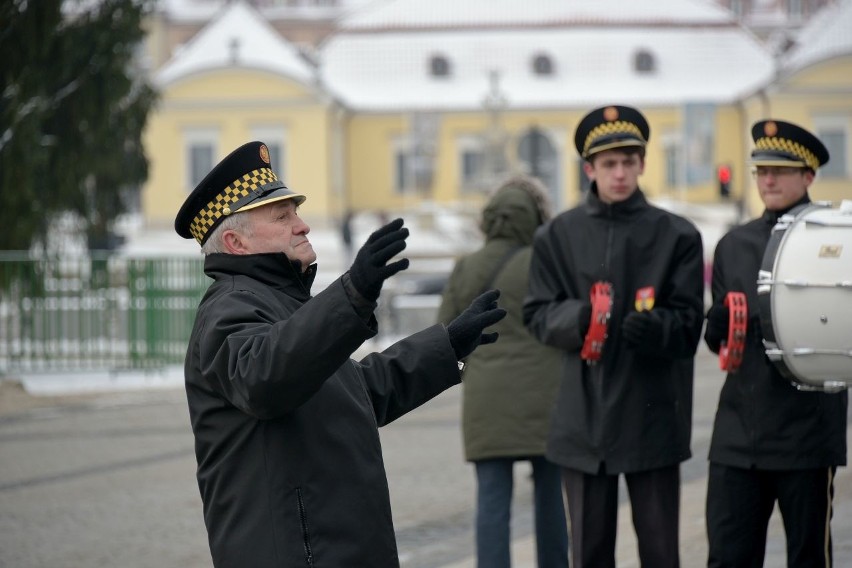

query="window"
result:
[429,55,451,77]
[532,54,554,76]
[189,144,214,188]
[183,128,218,190]
[457,136,487,191]
[661,131,683,189]
[250,125,287,179]
[665,143,681,188]
[393,138,415,194]
[461,150,485,188]
[787,0,803,18]
[634,49,656,74]
[729,0,744,18]
[818,128,848,178]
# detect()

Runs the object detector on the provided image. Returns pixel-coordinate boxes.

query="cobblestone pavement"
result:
[1,346,850,568]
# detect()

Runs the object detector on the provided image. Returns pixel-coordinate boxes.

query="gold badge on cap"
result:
[764,121,778,137]
[603,106,619,122]
[259,144,270,164]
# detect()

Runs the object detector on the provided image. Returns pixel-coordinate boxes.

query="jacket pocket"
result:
[296,487,315,567]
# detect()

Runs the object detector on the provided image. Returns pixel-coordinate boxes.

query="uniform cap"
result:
[750,119,829,171]
[574,105,650,159]
[175,141,306,245]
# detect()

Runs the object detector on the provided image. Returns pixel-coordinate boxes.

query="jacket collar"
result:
[585,182,648,218]
[203,252,317,297]
[761,194,811,226]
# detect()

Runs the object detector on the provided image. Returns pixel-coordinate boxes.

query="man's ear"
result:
[582,160,596,181]
[222,229,249,255]
[803,169,815,188]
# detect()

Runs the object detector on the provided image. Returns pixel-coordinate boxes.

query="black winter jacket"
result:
[184,253,460,567]
[524,186,704,474]
[706,198,847,470]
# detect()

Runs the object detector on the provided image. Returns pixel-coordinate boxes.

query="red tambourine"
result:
[581,281,613,363]
[719,291,747,372]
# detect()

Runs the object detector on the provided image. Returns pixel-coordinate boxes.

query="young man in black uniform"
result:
[704,119,848,567]
[524,105,705,568]
[174,141,507,567]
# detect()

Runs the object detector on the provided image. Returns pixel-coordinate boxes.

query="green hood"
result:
[479,186,543,245]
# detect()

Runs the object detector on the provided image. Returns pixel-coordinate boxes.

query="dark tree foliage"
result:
[0,0,157,251]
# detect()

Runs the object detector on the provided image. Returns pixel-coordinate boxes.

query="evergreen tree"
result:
[0,0,157,251]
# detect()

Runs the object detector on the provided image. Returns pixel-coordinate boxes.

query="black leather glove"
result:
[704,303,730,350]
[622,311,664,349]
[349,218,410,302]
[578,302,592,337]
[446,289,508,360]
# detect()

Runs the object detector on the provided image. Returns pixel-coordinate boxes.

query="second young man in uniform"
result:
[524,105,705,568]
[704,119,848,568]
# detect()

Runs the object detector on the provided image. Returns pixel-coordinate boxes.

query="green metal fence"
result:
[0,253,208,374]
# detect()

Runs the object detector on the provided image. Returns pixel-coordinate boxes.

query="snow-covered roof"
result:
[339,0,734,30]
[155,1,315,86]
[782,0,852,73]
[322,3,774,111]
[157,0,371,23]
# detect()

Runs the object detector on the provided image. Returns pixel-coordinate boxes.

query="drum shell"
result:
[757,203,852,390]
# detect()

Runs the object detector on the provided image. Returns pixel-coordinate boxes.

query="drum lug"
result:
[793,380,848,393]
[756,270,773,295]
[763,342,783,362]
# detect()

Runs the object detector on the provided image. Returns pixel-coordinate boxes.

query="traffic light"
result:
[717,164,732,198]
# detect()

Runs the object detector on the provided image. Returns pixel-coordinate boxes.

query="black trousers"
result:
[561,464,680,568]
[706,463,836,568]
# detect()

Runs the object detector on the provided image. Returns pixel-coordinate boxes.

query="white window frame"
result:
[183,127,219,192]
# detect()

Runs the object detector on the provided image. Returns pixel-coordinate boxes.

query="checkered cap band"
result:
[754,136,819,171]
[584,121,645,156]
[189,167,278,243]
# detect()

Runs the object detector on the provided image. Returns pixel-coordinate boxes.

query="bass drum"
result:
[757,201,852,392]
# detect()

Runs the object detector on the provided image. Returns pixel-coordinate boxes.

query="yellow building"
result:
[142,1,344,231]
[141,0,851,235]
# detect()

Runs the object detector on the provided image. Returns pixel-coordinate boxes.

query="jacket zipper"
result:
[296,487,314,567]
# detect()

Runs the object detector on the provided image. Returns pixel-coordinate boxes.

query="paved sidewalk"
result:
[442,432,852,568]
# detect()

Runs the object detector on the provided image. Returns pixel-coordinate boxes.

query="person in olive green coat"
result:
[438,175,568,568]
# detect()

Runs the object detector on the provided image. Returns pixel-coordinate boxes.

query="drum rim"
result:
[757,202,835,388]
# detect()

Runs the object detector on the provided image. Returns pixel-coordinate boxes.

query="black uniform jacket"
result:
[706,198,847,470]
[184,253,460,568]
[524,186,704,474]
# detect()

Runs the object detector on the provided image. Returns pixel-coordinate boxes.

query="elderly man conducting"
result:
[174,141,506,567]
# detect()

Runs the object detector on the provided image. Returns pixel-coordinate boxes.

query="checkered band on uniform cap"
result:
[753,137,819,170]
[750,119,829,171]
[574,105,650,158]
[583,121,645,157]
[174,141,306,245]
[189,167,278,243]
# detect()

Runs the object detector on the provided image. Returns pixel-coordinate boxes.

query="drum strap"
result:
[581,281,613,364]
[719,291,747,372]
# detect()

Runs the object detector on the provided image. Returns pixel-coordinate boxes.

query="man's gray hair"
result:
[200,212,253,255]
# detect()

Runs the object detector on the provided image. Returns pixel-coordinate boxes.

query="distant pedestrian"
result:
[438,174,569,568]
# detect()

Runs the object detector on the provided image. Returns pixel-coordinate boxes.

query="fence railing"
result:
[0,253,207,374]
